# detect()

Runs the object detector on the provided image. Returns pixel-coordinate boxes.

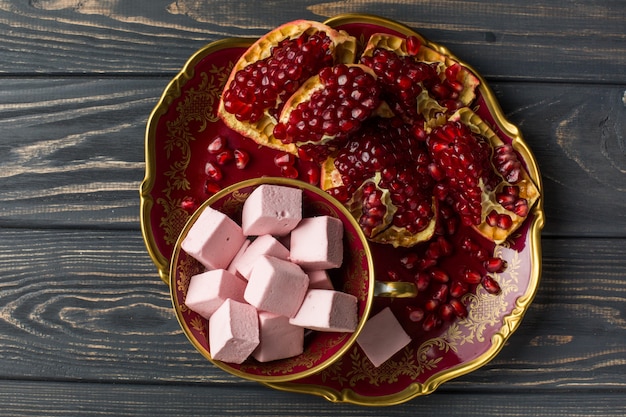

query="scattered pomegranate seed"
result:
[234,149,250,169]
[280,165,299,179]
[207,135,226,154]
[430,268,450,283]
[439,303,456,321]
[216,149,234,165]
[400,252,419,269]
[462,268,482,285]
[406,305,425,322]
[422,313,441,332]
[205,162,222,181]
[274,152,296,167]
[449,298,468,318]
[431,283,449,302]
[484,257,507,273]
[481,275,502,295]
[415,272,431,292]
[204,180,221,195]
[180,197,197,211]
[305,166,320,185]
[450,280,469,298]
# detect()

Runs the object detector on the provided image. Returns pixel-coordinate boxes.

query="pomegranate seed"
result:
[439,303,456,321]
[462,268,482,284]
[484,257,507,273]
[204,162,222,181]
[422,313,441,332]
[180,197,197,211]
[274,152,295,167]
[327,186,349,203]
[204,180,221,195]
[424,299,440,312]
[496,213,513,229]
[234,149,250,169]
[387,270,400,281]
[406,36,421,55]
[449,298,468,318]
[450,280,469,298]
[305,166,320,185]
[400,253,419,269]
[280,165,299,179]
[415,272,431,292]
[481,275,502,295]
[513,198,529,217]
[406,306,425,322]
[431,283,449,302]
[207,135,226,154]
[216,149,234,165]
[297,147,314,161]
[486,210,499,227]
[430,268,450,283]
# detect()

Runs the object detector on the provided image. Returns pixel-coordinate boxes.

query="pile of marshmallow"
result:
[181,184,358,364]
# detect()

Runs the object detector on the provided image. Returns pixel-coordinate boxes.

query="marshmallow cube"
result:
[289,216,343,270]
[244,255,309,318]
[227,239,251,275]
[252,312,304,362]
[289,289,357,332]
[209,299,260,364]
[181,206,247,270]
[230,234,290,280]
[241,184,302,236]
[307,269,334,290]
[356,307,411,367]
[185,269,247,319]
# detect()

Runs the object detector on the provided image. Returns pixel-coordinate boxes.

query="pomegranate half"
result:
[217,20,357,154]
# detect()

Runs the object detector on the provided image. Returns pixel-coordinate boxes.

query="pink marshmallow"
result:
[289,289,357,332]
[241,184,302,236]
[252,312,304,362]
[229,234,290,280]
[209,299,259,364]
[181,206,247,270]
[289,216,343,270]
[184,269,247,319]
[244,255,309,318]
[226,239,251,275]
[307,270,334,290]
[356,307,411,367]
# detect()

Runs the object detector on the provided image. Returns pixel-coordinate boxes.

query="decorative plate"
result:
[140,14,544,406]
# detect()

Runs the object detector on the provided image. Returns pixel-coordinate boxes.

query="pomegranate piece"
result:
[274,64,382,160]
[427,121,491,227]
[322,117,437,247]
[217,20,357,153]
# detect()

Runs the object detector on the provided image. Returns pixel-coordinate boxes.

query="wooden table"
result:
[1,1,625,415]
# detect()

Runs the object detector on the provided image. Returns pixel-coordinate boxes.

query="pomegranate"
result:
[218,20,357,153]
[448,108,540,243]
[321,116,437,247]
[360,33,480,123]
[274,64,382,162]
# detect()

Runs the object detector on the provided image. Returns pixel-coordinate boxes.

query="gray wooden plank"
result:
[0,380,624,416]
[0,0,624,83]
[1,78,625,237]
[0,227,625,392]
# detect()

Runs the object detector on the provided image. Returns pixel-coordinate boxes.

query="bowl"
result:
[169,177,375,383]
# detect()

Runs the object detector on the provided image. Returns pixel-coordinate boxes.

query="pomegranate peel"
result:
[217,20,357,154]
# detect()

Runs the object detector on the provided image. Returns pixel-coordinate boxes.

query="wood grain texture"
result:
[0,381,626,416]
[0,0,624,82]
